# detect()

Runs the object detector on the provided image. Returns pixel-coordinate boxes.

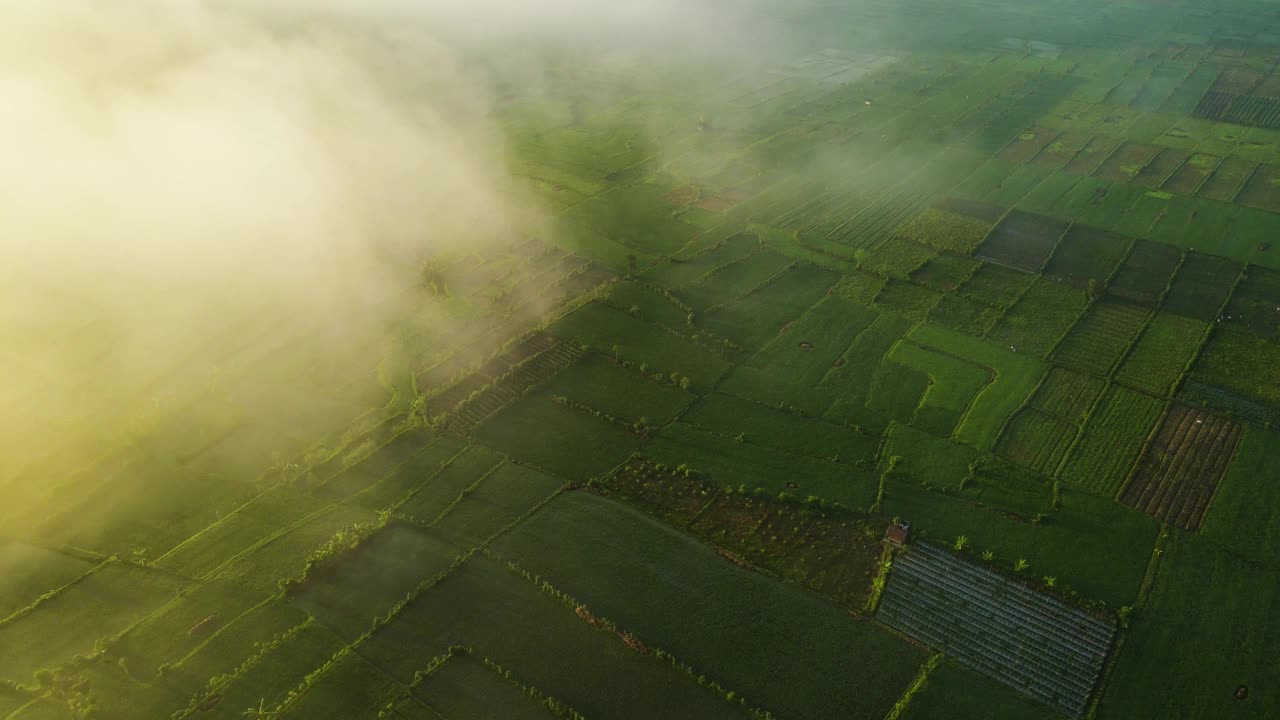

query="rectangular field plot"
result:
[1059,385,1165,496]
[110,578,267,680]
[1121,405,1242,530]
[1063,136,1122,176]
[1106,239,1182,307]
[645,423,877,508]
[1029,367,1106,424]
[873,279,944,321]
[473,394,644,482]
[932,196,1007,224]
[431,463,565,547]
[1196,155,1255,202]
[977,211,1070,272]
[1161,252,1241,321]
[895,206,994,254]
[1159,153,1219,194]
[355,556,757,720]
[912,253,982,293]
[877,542,1114,718]
[988,279,1089,358]
[0,541,96,621]
[643,233,758,288]
[1199,426,1280,568]
[1092,141,1161,182]
[494,493,926,720]
[549,302,732,389]
[1113,313,1208,396]
[1043,225,1133,286]
[275,650,415,720]
[190,618,347,719]
[676,249,794,310]
[1221,265,1280,341]
[1051,300,1150,376]
[998,410,1078,475]
[1130,147,1189,189]
[899,658,1060,720]
[743,295,877,388]
[538,353,693,424]
[680,393,879,465]
[927,293,1003,337]
[162,599,310,697]
[880,422,977,492]
[605,281,693,332]
[290,524,464,640]
[1096,535,1280,719]
[1235,163,1280,212]
[997,126,1061,164]
[959,262,1036,308]
[1190,327,1280,407]
[414,652,564,720]
[0,561,189,683]
[700,264,840,351]
[1030,130,1093,170]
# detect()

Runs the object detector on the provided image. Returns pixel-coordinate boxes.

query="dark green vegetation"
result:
[8,1,1280,719]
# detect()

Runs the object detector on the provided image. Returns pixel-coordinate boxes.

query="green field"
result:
[1097,534,1280,719]
[8,2,1280,718]
[492,493,927,720]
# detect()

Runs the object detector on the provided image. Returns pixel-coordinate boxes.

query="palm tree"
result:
[953,535,968,551]
[243,699,277,719]
[1014,558,1030,573]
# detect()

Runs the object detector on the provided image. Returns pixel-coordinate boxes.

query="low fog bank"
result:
[0,0,544,544]
[0,0,791,550]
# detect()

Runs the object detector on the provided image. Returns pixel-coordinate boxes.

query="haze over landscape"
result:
[2,0,1279,718]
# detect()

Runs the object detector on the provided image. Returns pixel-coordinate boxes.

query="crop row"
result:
[1030,368,1106,424]
[998,409,1078,475]
[977,211,1069,272]
[1113,313,1208,396]
[1058,385,1165,496]
[878,542,1112,718]
[442,342,585,433]
[1051,301,1150,378]
[1121,405,1242,530]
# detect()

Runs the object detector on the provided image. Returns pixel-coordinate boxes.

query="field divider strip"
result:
[0,557,115,629]
[1169,263,1247,400]
[426,460,508,527]
[1050,379,1114,480]
[489,550,780,720]
[194,428,431,583]
[153,411,408,565]
[881,652,944,720]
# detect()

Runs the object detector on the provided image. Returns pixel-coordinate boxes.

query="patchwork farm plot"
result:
[10,2,1280,719]
[877,542,1115,718]
[1120,405,1243,530]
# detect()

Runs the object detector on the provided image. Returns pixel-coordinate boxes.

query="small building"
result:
[884,521,911,546]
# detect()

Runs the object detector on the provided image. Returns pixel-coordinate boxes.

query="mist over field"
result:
[5,1,1280,717]
[0,0,794,546]
[0,0,541,547]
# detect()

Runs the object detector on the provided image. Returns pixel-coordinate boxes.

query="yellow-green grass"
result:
[0,561,189,684]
